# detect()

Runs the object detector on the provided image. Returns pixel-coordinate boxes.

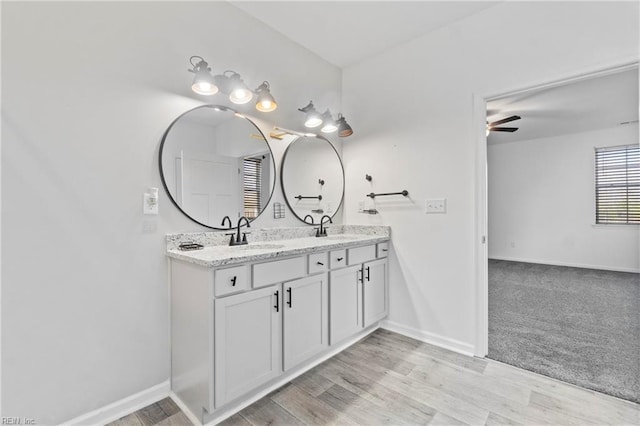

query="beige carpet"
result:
[488,259,640,403]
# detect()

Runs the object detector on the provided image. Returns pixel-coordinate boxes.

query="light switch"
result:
[144,188,159,215]
[425,198,446,214]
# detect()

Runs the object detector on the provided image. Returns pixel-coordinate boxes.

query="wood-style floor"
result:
[110,329,640,425]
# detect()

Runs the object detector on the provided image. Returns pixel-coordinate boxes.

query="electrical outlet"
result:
[425,198,446,214]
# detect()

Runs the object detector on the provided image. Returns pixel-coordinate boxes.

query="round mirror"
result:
[159,105,275,229]
[281,135,344,224]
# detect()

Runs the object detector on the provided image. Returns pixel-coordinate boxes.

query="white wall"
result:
[342,2,639,352]
[1,2,341,423]
[489,125,640,272]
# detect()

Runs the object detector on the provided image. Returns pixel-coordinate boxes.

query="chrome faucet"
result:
[316,215,332,237]
[227,216,251,246]
[221,216,233,229]
[303,214,315,225]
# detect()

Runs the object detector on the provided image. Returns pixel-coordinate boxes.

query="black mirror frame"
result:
[158,104,275,230]
[280,134,345,225]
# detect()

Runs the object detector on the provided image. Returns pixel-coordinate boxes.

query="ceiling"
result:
[487,68,639,144]
[229,1,500,68]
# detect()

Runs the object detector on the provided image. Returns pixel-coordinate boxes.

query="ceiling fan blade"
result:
[490,127,518,132]
[489,115,521,127]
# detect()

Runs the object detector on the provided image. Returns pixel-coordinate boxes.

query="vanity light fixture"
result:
[188,56,218,95]
[336,113,353,138]
[320,109,338,133]
[298,101,323,128]
[255,82,278,112]
[214,71,253,104]
[187,56,277,112]
[298,101,353,137]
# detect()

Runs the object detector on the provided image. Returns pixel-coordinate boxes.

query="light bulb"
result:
[255,82,277,112]
[193,82,215,95]
[230,88,253,104]
[189,56,218,95]
[305,116,323,128]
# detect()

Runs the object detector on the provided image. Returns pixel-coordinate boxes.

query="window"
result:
[243,156,262,218]
[595,144,640,224]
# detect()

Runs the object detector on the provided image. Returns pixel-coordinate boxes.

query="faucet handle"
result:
[225,233,236,245]
[314,227,320,237]
[241,232,250,242]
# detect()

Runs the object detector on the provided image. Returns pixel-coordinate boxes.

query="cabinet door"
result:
[363,258,388,327]
[283,273,328,371]
[329,265,362,345]
[214,285,281,407]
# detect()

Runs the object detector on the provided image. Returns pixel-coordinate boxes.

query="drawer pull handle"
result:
[382,249,388,252]
[286,287,292,308]
[274,290,279,312]
[358,268,363,283]
[337,257,344,261]
[230,276,237,286]
[316,261,324,266]
[366,266,370,282]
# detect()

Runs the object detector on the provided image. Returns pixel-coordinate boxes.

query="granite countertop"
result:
[166,226,390,268]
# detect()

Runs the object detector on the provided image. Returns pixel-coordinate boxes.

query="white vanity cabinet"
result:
[329,243,388,344]
[329,265,362,344]
[282,273,329,370]
[169,237,389,422]
[214,285,281,407]
[214,272,329,407]
[362,258,388,327]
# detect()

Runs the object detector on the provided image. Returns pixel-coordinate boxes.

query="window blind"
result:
[243,157,262,218]
[595,144,640,225]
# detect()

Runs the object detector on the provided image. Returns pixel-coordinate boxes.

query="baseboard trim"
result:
[62,380,170,426]
[488,256,639,274]
[380,320,475,357]
[169,392,203,426]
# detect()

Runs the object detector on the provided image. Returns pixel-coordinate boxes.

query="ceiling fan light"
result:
[255,82,277,112]
[336,114,353,137]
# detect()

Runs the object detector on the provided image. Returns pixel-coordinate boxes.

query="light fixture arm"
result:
[188,56,210,73]
[298,101,315,113]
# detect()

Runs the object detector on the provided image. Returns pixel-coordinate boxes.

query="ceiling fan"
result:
[487,115,521,135]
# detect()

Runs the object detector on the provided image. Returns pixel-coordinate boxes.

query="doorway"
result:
[475,63,639,402]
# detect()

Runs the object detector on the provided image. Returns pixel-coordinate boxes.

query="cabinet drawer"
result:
[253,256,306,288]
[377,242,389,258]
[308,252,328,274]
[214,265,249,297]
[329,249,347,269]
[347,245,376,265]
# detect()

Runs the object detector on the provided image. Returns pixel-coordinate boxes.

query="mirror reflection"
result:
[160,105,275,229]
[281,135,344,224]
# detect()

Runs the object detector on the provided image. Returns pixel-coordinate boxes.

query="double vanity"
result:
[167,226,390,423]
[158,102,391,422]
